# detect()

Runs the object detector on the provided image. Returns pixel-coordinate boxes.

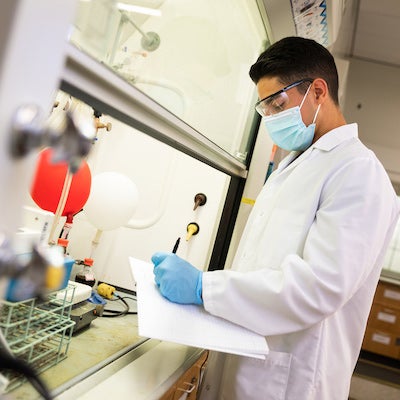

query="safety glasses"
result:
[255,78,313,117]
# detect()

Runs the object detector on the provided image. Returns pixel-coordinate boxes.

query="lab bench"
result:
[9,314,207,400]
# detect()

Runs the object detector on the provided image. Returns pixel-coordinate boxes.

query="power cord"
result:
[101,293,138,318]
[96,283,137,318]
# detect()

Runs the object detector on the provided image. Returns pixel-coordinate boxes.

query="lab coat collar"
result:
[312,123,358,151]
[276,123,358,172]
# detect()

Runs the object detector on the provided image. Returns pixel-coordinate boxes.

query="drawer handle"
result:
[177,381,196,393]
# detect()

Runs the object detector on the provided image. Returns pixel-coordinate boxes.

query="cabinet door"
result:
[362,281,400,359]
[159,385,175,400]
[159,351,209,400]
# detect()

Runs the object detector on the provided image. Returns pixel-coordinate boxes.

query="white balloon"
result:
[83,172,139,230]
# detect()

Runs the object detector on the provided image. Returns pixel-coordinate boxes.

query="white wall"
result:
[343,57,400,183]
[343,57,400,274]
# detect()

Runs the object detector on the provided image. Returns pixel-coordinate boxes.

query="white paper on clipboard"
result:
[129,257,269,359]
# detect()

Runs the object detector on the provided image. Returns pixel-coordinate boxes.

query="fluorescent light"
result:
[116,2,162,17]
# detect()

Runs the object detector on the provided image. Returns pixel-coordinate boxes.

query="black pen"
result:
[172,237,180,254]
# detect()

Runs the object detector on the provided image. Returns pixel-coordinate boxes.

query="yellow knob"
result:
[186,222,199,241]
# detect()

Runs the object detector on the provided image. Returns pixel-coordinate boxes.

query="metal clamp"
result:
[10,103,95,173]
[0,233,48,300]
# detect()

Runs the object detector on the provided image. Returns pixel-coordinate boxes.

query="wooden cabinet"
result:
[160,351,209,400]
[362,281,400,359]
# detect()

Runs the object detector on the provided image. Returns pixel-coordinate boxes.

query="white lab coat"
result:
[201,124,400,400]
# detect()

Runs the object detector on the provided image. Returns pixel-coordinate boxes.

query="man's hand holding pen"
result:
[151,252,203,305]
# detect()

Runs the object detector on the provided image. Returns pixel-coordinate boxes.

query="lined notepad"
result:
[129,257,269,359]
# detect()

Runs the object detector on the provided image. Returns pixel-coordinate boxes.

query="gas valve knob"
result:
[93,109,112,132]
[186,222,200,241]
[193,193,207,210]
[95,120,112,132]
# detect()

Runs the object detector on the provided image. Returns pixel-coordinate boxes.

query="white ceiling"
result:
[352,0,400,67]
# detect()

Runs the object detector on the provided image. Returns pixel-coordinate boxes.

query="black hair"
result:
[249,36,339,104]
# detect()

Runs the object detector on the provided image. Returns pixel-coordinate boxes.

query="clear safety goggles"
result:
[255,78,313,117]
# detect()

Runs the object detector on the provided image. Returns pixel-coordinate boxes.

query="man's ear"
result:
[312,78,328,102]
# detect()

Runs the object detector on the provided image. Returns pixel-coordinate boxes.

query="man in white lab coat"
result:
[152,37,400,399]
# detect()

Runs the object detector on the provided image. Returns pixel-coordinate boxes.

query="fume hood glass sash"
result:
[62,44,247,178]
[69,0,268,167]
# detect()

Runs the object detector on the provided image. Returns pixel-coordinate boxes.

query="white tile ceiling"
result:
[352,0,400,66]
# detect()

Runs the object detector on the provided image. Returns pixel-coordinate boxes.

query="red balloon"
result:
[30,148,92,218]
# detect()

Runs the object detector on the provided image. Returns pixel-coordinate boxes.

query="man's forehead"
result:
[256,76,285,98]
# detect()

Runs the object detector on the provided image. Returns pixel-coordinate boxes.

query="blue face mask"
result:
[263,87,321,152]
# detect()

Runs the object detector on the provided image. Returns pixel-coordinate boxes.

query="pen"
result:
[172,237,180,254]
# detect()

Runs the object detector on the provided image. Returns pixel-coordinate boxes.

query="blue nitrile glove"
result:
[151,252,203,305]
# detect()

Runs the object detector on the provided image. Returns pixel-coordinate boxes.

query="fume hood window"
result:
[69,0,269,163]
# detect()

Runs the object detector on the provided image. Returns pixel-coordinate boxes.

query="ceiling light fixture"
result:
[116,2,162,17]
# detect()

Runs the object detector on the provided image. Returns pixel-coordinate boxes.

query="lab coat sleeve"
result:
[202,156,400,336]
